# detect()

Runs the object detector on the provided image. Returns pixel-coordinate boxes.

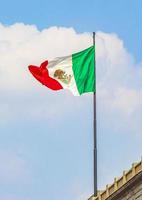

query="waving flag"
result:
[28,46,95,96]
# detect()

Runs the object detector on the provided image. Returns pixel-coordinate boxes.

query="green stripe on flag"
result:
[72,46,95,95]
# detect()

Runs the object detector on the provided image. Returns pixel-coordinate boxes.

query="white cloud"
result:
[111,88,142,114]
[0,24,93,124]
[96,32,142,129]
[0,23,142,129]
[0,23,92,91]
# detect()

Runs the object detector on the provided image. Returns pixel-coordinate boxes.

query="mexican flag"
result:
[28,46,95,96]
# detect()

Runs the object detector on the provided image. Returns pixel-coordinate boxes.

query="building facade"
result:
[89,158,142,200]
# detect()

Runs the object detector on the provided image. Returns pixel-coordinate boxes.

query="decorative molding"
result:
[89,157,142,200]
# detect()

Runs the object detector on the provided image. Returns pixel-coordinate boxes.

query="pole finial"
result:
[93,32,95,46]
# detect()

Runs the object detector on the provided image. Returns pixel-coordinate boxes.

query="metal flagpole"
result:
[93,32,97,197]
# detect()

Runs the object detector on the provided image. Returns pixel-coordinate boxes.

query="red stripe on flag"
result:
[28,60,63,90]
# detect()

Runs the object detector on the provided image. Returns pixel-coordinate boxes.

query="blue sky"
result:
[0,1,142,200]
[0,0,142,61]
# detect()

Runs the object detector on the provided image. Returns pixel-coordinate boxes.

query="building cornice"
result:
[89,157,142,200]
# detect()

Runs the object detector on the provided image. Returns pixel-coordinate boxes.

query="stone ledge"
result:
[89,157,142,200]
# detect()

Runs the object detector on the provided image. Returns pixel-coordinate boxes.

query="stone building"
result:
[89,158,142,200]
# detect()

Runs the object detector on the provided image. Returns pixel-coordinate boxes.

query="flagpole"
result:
[93,32,97,197]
